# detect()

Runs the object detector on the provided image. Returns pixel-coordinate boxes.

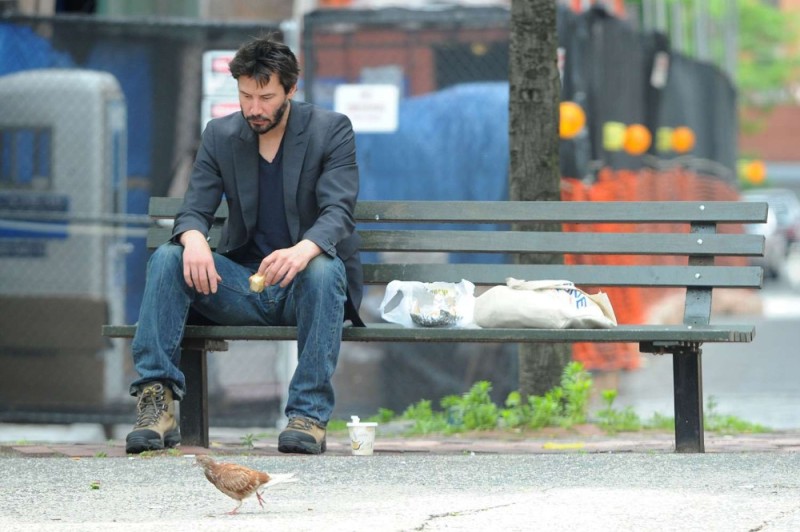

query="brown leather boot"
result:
[125,382,180,454]
[278,416,327,454]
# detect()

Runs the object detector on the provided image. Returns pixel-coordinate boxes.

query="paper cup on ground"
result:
[346,416,378,455]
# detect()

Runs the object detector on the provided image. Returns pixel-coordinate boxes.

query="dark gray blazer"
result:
[172,101,364,325]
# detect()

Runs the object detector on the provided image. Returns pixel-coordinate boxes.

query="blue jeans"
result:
[130,243,347,425]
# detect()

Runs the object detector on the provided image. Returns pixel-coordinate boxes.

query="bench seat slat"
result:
[362,264,763,287]
[359,230,764,256]
[101,324,755,343]
[146,198,768,224]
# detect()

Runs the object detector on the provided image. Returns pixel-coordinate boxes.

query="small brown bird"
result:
[195,455,297,514]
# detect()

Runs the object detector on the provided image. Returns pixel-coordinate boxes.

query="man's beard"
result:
[244,99,289,135]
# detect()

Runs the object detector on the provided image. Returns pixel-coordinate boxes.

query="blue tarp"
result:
[355,82,510,202]
[354,82,511,267]
[0,23,74,74]
[85,42,152,178]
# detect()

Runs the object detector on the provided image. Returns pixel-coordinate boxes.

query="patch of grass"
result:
[128,447,185,458]
[136,450,158,458]
[442,381,499,431]
[646,412,675,431]
[704,396,769,434]
[326,419,348,432]
[617,396,770,434]
[240,433,256,449]
[394,363,596,434]
[401,399,451,435]
[499,362,594,430]
[344,362,771,438]
[370,408,396,424]
[240,432,270,449]
[595,389,642,433]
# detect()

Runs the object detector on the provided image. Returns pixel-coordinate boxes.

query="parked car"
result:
[742,188,800,248]
[740,190,795,279]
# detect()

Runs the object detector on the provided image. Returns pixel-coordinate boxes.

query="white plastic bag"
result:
[379,279,476,328]
[474,278,617,329]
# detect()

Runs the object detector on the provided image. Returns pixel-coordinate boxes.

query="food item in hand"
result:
[249,273,266,293]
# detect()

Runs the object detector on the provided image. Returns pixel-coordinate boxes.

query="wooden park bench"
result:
[102,197,767,453]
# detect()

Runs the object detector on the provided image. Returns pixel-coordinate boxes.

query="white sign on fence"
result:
[334,84,399,133]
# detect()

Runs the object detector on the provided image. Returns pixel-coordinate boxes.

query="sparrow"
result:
[195,455,297,514]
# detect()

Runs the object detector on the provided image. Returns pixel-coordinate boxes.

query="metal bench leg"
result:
[179,340,209,447]
[672,346,704,453]
[177,338,228,448]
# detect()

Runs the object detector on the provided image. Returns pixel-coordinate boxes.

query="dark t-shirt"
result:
[234,140,292,266]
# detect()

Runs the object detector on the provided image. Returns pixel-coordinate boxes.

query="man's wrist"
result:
[179,229,205,247]
[300,239,323,257]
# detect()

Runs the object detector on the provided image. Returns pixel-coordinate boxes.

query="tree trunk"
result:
[509,0,571,397]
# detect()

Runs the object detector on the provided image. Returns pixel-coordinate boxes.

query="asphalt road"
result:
[1,452,799,531]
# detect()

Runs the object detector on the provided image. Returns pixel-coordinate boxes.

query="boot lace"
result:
[134,384,167,428]
[287,417,315,431]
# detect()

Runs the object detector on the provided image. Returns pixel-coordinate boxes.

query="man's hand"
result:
[180,229,222,295]
[258,239,323,288]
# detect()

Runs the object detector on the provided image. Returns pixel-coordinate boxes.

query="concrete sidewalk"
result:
[2,430,800,531]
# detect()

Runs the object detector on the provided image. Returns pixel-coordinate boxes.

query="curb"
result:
[3,430,800,458]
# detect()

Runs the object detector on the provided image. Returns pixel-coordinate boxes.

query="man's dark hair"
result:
[228,35,300,93]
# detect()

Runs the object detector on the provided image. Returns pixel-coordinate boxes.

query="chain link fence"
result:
[1,5,741,432]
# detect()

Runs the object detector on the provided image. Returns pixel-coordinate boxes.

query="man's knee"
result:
[301,255,346,288]
[148,243,183,271]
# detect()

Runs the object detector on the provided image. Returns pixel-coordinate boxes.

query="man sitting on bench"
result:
[125,35,364,455]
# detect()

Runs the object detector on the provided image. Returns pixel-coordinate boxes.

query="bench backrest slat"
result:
[362,264,763,288]
[359,230,763,256]
[147,226,763,257]
[355,201,767,223]
[147,197,768,224]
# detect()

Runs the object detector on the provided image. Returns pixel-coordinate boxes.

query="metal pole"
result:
[294,0,317,103]
[642,0,653,32]
[671,0,684,53]
[655,0,667,33]
[724,0,739,80]
[694,0,710,61]
[302,7,316,105]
